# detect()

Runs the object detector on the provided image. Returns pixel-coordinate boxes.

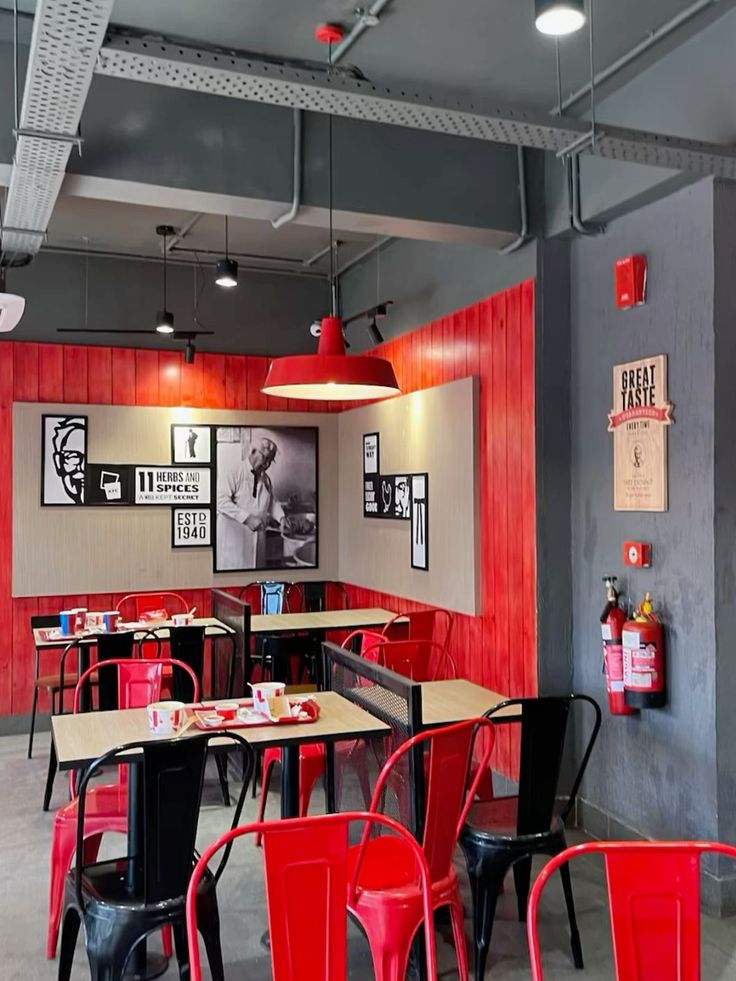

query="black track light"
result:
[185,340,196,364]
[215,216,238,288]
[368,319,384,345]
[534,0,585,35]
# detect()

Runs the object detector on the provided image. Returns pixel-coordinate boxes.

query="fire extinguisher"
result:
[623,592,666,709]
[600,576,636,716]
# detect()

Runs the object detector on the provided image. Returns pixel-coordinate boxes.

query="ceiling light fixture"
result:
[184,339,196,364]
[534,0,585,35]
[263,25,399,402]
[215,216,238,287]
[0,266,25,332]
[155,224,176,334]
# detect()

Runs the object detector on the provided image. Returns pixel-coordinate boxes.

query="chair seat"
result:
[463,795,565,842]
[55,782,128,824]
[348,834,423,893]
[67,856,213,909]
[36,672,79,691]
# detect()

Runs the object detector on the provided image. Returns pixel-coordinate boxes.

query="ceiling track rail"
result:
[96,34,736,180]
[1,0,115,259]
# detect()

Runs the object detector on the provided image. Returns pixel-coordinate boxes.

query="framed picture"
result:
[363,432,380,475]
[41,414,88,505]
[172,507,212,547]
[376,474,411,520]
[84,463,134,505]
[214,425,318,572]
[134,466,211,505]
[411,473,429,570]
[171,424,212,465]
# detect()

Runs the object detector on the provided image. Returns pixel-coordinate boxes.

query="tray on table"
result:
[189,696,320,730]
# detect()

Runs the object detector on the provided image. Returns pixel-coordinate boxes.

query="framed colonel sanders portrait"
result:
[41,415,88,505]
[213,425,318,572]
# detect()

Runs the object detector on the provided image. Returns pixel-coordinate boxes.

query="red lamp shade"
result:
[262,315,400,401]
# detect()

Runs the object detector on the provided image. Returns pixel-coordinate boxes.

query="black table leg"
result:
[125,761,168,980]
[280,744,300,818]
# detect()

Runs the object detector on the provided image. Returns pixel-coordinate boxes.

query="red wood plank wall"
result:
[0,278,536,773]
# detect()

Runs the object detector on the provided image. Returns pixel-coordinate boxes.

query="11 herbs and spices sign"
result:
[608,354,674,512]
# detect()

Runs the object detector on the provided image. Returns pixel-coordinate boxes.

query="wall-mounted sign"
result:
[41,414,87,506]
[172,507,212,547]
[377,474,411,520]
[85,463,134,505]
[411,473,429,570]
[609,354,674,512]
[171,424,212,465]
[363,432,379,517]
[134,466,211,505]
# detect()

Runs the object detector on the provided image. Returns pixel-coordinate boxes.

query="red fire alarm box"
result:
[614,254,647,309]
[623,541,652,567]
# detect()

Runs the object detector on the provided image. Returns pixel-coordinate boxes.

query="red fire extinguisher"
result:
[600,576,636,715]
[623,592,666,709]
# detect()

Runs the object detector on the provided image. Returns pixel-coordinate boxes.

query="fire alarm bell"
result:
[614,254,647,309]
[623,541,652,568]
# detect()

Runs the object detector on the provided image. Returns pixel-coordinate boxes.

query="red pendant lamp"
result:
[263,25,399,403]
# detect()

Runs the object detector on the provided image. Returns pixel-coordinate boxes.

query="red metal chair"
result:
[343,628,386,660]
[254,744,325,845]
[527,840,736,980]
[348,717,496,981]
[115,591,190,620]
[364,639,457,681]
[382,608,455,650]
[186,812,439,981]
[46,657,199,959]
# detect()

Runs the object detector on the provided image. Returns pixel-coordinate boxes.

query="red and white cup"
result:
[171,613,194,627]
[102,611,120,632]
[249,681,285,716]
[147,701,185,736]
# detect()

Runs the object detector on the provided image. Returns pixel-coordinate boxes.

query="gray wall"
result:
[341,237,537,350]
[570,179,718,843]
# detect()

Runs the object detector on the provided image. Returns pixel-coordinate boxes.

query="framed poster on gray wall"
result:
[214,425,318,572]
[41,414,88,505]
[411,473,429,570]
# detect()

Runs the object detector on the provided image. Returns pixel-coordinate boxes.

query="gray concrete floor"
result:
[3,732,736,979]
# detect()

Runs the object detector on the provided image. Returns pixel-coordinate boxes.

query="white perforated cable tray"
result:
[1,0,115,258]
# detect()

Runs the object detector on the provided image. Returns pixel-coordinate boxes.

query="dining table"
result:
[52,689,389,978]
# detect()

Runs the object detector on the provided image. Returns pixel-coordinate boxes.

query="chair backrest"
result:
[302,581,350,612]
[75,732,253,909]
[95,632,137,711]
[186,811,438,981]
[342,629,386,659]
[31,613,61,630]
[364,639,457,681]
[211,589,252,693]
[485,694,600,835]
[382,608,455,650]
[370,719,495,882]
[527,840,736,981]
[323,641,423,826]
[166,625,207,702]
[115,591,189,619]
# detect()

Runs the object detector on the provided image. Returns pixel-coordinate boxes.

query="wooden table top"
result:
[250,607,399,634]
[33,616,233,649]
[51,690,390,770]
[420,679,520,726]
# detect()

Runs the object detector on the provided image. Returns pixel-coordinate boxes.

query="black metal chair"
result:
[241,581,303,684]
[28,613,62,759]
[162,625,232,805]
[43,632,142,811]
[459,694,602,981]
[298,581,351,683]
[56,732,254,981]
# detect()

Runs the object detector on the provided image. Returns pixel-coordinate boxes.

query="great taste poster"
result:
[609,354,674,512]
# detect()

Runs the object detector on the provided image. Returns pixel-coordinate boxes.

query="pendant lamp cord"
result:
[225,215,229,260]
[162,230,167,308]
[328,41,336,316]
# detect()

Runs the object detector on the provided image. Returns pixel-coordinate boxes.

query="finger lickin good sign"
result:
[609,354,674,512]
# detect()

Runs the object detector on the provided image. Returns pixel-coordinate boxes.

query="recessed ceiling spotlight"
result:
[535,0,585,36]
[215,216,238,288]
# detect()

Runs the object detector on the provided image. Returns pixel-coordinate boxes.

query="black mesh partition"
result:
[210,589,252,696]
[322,641,425,837]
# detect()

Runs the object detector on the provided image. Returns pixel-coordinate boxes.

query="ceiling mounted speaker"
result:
[0,269,25,332]
[535,0,585,35]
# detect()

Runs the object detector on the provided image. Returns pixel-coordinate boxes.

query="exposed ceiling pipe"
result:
[498,147,530,254]
[270,6,390,231]
[568,155,605,235]
[271,108,304,228]
[338,236,393,277]
[303,240,342,266]
[1,0,115,261]
[557,0,721,114]
[165,212,203,252]
[331,0,394,61]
